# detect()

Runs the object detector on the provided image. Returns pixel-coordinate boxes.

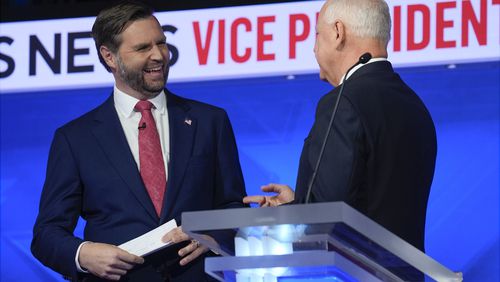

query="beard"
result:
[116,55,168,99]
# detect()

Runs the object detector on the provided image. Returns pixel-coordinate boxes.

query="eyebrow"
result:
[134,43,150,50]
[132,36,166,50]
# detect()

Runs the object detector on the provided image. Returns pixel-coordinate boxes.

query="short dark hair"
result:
[91,1,154,72]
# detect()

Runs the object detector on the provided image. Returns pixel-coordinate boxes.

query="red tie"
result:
[135,100,166,216]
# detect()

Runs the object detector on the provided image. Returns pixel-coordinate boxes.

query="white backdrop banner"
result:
[0,0,499,93]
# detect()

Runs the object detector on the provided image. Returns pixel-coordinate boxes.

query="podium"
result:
[182,202,462,282]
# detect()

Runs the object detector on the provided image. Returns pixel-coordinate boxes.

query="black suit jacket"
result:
[295,61,437,251]
[31,90,247,281]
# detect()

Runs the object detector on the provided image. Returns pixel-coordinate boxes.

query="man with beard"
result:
[31,2,246,281]
[244,0,436,253]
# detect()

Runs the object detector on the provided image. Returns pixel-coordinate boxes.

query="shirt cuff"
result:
[75,241,90,273]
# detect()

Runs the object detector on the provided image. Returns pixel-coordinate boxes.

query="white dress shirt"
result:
[113,86,170,172]
[75,86,170,272]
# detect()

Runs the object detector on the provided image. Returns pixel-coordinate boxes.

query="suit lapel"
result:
[160,92,196,222]
[91,95,159,222]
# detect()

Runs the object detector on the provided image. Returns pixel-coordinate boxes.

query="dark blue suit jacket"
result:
[295,61,437,252]
[31,90,247,281]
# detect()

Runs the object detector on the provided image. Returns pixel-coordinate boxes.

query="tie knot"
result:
[135,100,154,112]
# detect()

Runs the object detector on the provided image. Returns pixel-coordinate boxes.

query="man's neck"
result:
[337,39,388,85]
[114,83,161,101]
[340,57,388,82]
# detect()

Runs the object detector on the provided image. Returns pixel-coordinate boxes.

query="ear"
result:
[333,20,346,50]
[99,45,117,71]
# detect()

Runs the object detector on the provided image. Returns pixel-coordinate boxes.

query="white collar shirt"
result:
[113,86,170,175]
[340,57,389,83]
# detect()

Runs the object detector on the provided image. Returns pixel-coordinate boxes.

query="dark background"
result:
[1,0,309,22]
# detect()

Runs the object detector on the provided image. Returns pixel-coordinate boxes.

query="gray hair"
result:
[323,0,391,45]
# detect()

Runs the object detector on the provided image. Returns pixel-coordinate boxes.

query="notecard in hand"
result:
[119,219,177,257]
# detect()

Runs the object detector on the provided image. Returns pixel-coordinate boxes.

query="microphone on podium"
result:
[304,52,372,204]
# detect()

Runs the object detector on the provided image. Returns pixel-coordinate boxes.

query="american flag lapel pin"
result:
[184,118,192,126]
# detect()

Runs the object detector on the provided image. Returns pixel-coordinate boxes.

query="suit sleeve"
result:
[213,111,247,209]
[31,129,84,278]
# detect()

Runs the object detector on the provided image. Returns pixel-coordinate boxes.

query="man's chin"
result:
[137,84,164,98]
[144,81,165,93]
[144,88,164,97]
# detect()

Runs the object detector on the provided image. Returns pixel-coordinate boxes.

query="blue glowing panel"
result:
[280,274,352,282]
[277,267,357,282]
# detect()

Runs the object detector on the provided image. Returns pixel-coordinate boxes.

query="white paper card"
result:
[119,219,177,257]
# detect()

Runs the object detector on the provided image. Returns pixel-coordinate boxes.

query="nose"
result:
[150,44,168,62]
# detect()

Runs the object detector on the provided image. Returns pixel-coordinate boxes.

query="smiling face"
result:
[102,16,169,100]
